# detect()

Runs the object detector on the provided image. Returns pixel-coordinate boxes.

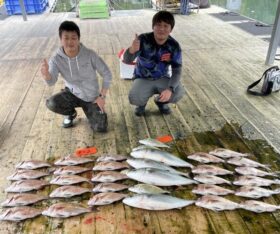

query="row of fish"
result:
[1,138,279,221]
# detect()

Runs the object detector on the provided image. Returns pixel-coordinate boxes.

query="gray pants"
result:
[46,88,107,132]
[129,78,185,106]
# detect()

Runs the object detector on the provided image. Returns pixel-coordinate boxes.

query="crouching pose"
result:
[123,11,185,116]
[41,21,112,132]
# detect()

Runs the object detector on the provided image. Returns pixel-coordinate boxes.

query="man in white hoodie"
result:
[41,21,112,132]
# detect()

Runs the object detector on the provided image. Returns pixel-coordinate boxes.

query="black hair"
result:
[59,21,80,39]
[152,11,175,30]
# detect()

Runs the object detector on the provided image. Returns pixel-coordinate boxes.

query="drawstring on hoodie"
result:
[68,57,80,77]
[76,57,80,71]
[68,58,73,77]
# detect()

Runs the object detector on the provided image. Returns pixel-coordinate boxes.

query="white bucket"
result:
[118,48,136,80]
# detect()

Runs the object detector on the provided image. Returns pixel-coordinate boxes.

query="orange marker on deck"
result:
[156,135,173,143]
[75,147,98,157]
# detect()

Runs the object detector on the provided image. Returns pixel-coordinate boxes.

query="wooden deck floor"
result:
[0,6,280,234]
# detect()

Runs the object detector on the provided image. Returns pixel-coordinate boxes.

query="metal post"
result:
[19,0,27,21]
[265,0,280,65]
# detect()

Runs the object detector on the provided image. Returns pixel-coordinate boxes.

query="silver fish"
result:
[123,168,197,186]
[235,186,280,198]
[235,167,279,177]
[42,203,91,218]
[54,155,95,166]
[7,170,49,181]
[123,194,195,210]
[195,195,241,211]
[92,183,129,193]
[131,148,193,168]
[1,193,48,207]
[49,186,91,198]
[240,200,280,213]
[5,180,49,193]
[96,154,128,162]
[16,160,51,170]
[88,192,127,206]
[227,157,270,170]
[187,152,225,164]
[128,184,170,194]
[132,145,160,152]
[233,176,280,186]
[193,175,231,185]
[209,148,250,158]
[139,138,170,148]
[91,171,128,183]
[92,161,129,171]
[192,165,233,175]
[50,175,89,185]
[0,206,42,221]
[192,184,234,196]
[53,166,91,175]
[126,158,189,177]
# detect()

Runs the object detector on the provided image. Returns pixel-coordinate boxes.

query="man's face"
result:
[153,21,172,44]
[60,31,79,55]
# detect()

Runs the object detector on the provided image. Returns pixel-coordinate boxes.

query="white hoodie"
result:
[46,44,112,102]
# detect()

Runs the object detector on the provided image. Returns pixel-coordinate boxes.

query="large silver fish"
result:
[0,206,42,221]
[16,160,51,170]
[92,161,129,171]
[192,184,234,196]
[50,175,89,185]
[7,170,49,181]
[139,138,170,148]
[1,193,48,207]
[92,183,129,193]
[49,186,91,198]
[187,152,225,164]
[192,165,233,175]
[123,194,195,210]
[195,195,241,211]
[128,184,170,194]
[227,157,270,170]
[96,154,128,162]
[91,171,128,183]
[240,200,280,213]
[130,148,193,168]
[132,145,160,152]
[5,180,49,193]
[54,155,95,166]
[193,175,231,185]
[233,176,280,186]
[42,203,91,218]
[126,158,189,177]
[235,167,279,177]
[123,168,197,186]
[53,166,91,175]
[235,186,280,198]
[88,192,127,206]
[209,148,250,159]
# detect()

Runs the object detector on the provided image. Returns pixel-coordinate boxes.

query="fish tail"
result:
[273,188,280,194]
[274,179,280,185]
[263,164,272,171]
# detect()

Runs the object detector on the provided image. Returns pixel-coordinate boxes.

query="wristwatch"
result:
[99,94,106,99]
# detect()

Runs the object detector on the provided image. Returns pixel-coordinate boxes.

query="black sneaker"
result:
[154,100,171,115]
[135,105,146,116]
[62,111,77,128]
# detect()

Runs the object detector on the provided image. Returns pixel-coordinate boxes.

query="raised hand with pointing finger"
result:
[129,34,140,54]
